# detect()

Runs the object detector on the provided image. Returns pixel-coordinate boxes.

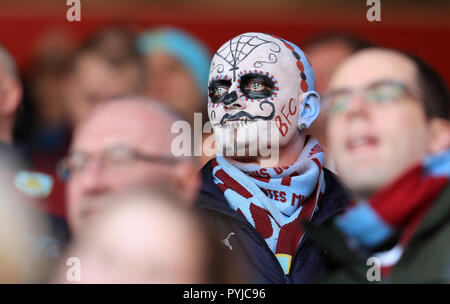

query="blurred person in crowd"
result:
[2,38,70,243]
[0,160,50,283]
[304,33,371,172]
[0,43,66,249]
[136,27,210,123]
[19,45,74,226]
[64,26,144,128]
[195,32,349,283]
[52,188,247,284]
[137,27,214,166]
[60,96,200,236]
[307,48,450,283]
[15,27,76,153]
[14,27,145,231]
[26,56,71,157]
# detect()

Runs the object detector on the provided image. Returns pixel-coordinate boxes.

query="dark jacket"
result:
[195,159,349,284]
[305,182,450,284]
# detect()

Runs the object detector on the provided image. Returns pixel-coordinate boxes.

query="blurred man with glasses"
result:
[307,48,450,283]
[59,96,200,236]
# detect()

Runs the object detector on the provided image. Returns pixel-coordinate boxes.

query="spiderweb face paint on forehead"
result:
[211,34,282,82]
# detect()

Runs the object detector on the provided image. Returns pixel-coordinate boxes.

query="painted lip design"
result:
[217,101,275,127]
[216,118,256,129]
[220,115,255,125]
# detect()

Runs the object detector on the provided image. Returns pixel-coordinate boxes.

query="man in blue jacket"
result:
[195,32,349,283]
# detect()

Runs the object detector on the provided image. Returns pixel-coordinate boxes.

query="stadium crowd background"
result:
[0,0,448,218]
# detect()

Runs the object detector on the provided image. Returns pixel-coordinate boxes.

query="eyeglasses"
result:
[322,80,419,115]
[57,144,180,181]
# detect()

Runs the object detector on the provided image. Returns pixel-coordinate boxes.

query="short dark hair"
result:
[403,52,449,120]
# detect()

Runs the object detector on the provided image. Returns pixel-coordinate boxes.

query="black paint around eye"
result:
[240,73,275,99]
[208,79,231,103]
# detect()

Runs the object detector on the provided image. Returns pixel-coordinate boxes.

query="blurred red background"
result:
[0,0,449,83]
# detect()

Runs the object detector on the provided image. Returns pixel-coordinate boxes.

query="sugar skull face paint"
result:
[207,32,319,156]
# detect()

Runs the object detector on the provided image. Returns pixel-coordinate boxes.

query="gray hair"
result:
[0,44,19,79]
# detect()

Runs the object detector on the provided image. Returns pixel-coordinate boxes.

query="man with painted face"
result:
[195,32,349,283]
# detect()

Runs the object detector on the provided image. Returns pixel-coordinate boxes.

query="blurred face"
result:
[144,51,202,120]
[66,102,178,233]
[61,200,208,283]
[208,33,311,157]
[326,50,431,196]
[65,53,139,126]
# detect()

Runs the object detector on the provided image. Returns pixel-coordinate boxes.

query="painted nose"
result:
[223,91,238,106]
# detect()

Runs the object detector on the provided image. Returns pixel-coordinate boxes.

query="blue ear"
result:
[298,90,320,130]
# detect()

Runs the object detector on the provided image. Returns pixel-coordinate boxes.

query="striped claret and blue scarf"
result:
[334,149,450,275]
[212,137,325,274]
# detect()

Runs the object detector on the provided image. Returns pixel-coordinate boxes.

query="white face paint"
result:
[207,32,316,157]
